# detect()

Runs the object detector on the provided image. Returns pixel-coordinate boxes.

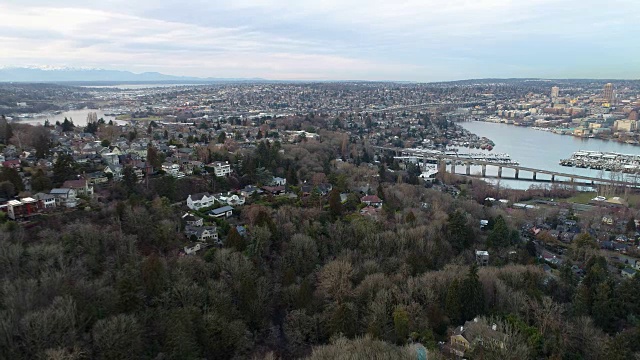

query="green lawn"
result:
[565,192,597,204]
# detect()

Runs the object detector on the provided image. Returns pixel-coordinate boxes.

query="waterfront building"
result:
[614,119,637,132]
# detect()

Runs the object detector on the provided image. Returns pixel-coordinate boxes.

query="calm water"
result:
[82,84,198,89]
[457,121,640,189]
[15,109,121,126]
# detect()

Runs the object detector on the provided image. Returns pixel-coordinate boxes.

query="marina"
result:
[376,147,520,166]
[448,136,496,151]
[459,122,640,189]
[443,152,518,165]
[560,151,640,173]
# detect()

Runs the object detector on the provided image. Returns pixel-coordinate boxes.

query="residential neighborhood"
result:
[0,80,640,359]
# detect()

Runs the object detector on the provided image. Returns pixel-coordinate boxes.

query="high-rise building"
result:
[603,83,614,102]
[551,86,559,100]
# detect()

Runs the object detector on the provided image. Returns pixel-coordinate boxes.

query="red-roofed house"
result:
[2,160,20,169]
[6,197,39,220]
[361,195,383,207]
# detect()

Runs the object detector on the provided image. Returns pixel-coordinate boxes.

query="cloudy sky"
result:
[0,0,638,81]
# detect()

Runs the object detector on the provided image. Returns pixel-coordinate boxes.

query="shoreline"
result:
[466,119,640,147]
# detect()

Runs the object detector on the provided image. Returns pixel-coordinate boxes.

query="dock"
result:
[560,150,640,173]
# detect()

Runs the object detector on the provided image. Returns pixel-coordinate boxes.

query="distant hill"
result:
[0,67,264,83]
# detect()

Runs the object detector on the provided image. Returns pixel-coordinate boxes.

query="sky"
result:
[0,0,638,81]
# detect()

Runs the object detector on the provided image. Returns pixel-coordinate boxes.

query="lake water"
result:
[15,109,122,126]
[82,84,200,89]
[457,121,640,189]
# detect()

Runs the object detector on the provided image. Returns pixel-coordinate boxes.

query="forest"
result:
[1,134,640,360]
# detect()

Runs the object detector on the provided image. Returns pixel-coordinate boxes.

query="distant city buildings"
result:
[551,86,559,101]
[603,83,614,103]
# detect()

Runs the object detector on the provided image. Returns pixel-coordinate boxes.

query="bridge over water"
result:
[372,146,640,188]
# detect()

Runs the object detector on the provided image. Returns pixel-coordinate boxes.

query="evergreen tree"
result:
[84,122,99,134]
[592,281,616,332]
[405,210,416,224]
[61,117,75,132]
[0,181,15,198]
[460,264,484,321]
[446,210,473,253]
[328,188,343,218]
[342,193,359,213]
[573,283,591,316]
[33,127,53,159]
[378,164,386,182]
[361,151,370,164]
[31,168,52,192]
[393,306,410,345]
[52,154,76,186]
[627,217,636,233]
[122,166,138,192]
[226,227,247,252]
[146,144,163,171]
[445,279,462,324]
[286,166,298,186]
[0,167,24,192]
[488,215,511,248]
[377,184,385,200]
[0,115,13,144]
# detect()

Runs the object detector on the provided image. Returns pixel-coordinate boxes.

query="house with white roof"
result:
[187,193,216,210]
[210,161,232,177]
[6,197,39,220]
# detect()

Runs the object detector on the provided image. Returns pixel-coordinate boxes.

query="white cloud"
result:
[0,1,638,80]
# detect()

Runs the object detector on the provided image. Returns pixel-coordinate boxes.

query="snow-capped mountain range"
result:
[0,66,262,83]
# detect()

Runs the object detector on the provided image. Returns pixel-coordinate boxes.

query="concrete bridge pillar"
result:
[514,169,519,179]
[533,172,537,180]
[466,162,471,175]
[551,174,555,182]
[438,160,446,174]
[570,177,575,183]
[451,163,456,174]
[498,166,503,178]
[481,164,487,177]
